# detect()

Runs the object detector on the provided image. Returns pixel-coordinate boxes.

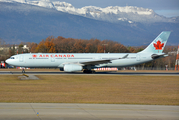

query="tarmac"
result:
[0,103,179,120]
[0,71,179,76]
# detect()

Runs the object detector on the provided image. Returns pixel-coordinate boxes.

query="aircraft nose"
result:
[5,59,10,64]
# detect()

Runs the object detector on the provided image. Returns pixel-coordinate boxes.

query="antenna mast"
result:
[175,45,179,70]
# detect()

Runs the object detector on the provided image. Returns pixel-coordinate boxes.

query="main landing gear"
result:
[83,69,95,73]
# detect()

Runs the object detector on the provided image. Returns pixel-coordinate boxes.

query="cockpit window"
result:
[10,57,15,59]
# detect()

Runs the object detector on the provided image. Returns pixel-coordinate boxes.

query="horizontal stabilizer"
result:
[151,53,167,59]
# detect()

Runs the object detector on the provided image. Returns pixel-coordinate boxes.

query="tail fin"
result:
[140,31,171,53]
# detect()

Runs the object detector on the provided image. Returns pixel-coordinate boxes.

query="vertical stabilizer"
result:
[140,31,171,53]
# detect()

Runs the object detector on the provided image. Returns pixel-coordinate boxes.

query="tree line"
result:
[27,36,143,53]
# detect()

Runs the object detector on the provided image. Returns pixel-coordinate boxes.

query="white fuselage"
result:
[6,52,153,68]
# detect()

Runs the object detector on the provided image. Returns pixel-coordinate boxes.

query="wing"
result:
[79,54,128,66]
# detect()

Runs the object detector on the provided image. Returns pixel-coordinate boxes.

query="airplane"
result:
[5,31,171,73]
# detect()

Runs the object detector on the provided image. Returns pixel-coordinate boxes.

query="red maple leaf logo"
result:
[153,40,164,50]
[32,55,37,58]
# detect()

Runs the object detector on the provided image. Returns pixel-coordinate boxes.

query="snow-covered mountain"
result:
[0,0,178,45]
[0,0,178,23]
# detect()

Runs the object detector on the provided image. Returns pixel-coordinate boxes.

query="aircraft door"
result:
[19,55,24,62]
[136,54,140,61]
[51,55,55,62]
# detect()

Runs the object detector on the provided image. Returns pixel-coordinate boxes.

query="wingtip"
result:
[122,54,129,59]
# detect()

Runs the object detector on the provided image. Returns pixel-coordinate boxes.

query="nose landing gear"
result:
[22,69,25,73]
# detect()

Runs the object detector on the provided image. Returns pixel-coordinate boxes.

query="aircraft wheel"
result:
[22,69,25,73]
[92,70,95,74]
[83,70,95,74]
[83,70,86,73]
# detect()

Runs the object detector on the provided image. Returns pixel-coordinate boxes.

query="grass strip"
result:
[0,75,178,105]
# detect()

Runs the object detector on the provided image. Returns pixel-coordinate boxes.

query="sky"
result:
[49,0,179,17]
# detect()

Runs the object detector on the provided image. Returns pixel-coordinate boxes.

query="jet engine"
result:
[64,64,83,72]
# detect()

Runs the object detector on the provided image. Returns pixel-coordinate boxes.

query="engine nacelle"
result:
[64,64,83,72]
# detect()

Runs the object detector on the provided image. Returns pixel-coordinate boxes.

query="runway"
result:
[0,71,179,76]
[0,103,178,120]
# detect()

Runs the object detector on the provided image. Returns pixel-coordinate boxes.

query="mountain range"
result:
[0,0,179,46]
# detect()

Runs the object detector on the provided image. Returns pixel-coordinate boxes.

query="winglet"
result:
[121,54,128,59]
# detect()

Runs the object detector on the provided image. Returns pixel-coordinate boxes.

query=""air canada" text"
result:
[32,54,75,58]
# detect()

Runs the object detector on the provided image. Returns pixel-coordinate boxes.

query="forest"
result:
[0,36,178,70]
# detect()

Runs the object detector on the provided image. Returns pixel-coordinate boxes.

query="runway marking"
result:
[29,103,41,120]
[76,104,99,120]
